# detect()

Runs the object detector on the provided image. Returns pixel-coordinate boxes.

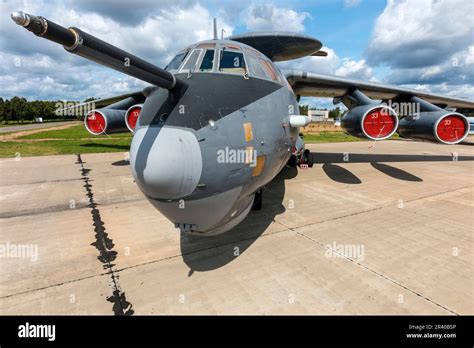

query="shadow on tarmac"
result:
[180,166,297,273]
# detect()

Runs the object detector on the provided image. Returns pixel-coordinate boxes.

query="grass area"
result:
[303,131,400,143]
[0,138,131,158]
[18,125,131,139]
[1,124,132,157]
[303,132,364,143]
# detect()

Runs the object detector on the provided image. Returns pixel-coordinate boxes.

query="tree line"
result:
[0,97,344,124]
[0,97,80,124]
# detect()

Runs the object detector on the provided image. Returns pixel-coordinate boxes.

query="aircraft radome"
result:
[11,11,473,236]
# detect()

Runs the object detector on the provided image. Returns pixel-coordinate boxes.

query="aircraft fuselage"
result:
[130,48,299,235]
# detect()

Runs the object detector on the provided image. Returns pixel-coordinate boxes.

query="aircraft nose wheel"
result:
[297,149,313,168]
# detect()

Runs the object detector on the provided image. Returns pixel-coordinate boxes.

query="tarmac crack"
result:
[0,225,292,300]
[4,174,469,310]
[75,154,134,316]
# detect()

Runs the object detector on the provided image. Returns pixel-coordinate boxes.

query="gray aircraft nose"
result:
[130,126,203,199]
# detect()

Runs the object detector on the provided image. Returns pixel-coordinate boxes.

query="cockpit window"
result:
[165,52,187,71]
[199,49,215,72]
[224,44,242,51]
[259,59,280,82]
[181,49,202,71]
[244,47,263,58]
[197,43,216,49]
[246,54,269,79]
[219,50,246,74]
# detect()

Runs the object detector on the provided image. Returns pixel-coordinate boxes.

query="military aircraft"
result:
[11,11,473,235]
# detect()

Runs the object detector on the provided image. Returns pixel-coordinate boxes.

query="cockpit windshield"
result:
[219,50,246,74]
[181,50,201,71]
[199,50,215,72]
[166,43,283,85]
[165,52,187,71]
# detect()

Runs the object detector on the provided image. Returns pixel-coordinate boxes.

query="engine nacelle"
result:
[468,117,474,135]
[342,104,399,140]
[125,104,143,132]
[84,109,128,135]
[397,111,469,145]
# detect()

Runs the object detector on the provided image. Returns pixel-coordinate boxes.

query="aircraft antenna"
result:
[213,18,217,40]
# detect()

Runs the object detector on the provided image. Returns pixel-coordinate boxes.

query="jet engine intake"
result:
[396,96,470,145]
[125,104,143,132]
[397,111,469,144]
[341,90,398,140]
[84,109,128,135]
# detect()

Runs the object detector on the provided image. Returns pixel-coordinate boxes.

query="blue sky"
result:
[232,0,387,58]
[1,0,473,106]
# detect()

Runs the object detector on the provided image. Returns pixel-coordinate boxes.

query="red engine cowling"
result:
[341,104,399,140]
[397,111,469,145]
[125,104,143,132]
[84,109,128,135]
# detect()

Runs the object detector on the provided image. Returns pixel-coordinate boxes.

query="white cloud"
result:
[300,97,336,110]
[404,83,474,101]
[277,46,377,109]
[385,46,474,86]
[277,46,340,75]
[277,47,375,81]
[0,0,233,100]
[364,0,474,100]
[244,2,311,32]
[366,0,474,68]
[1,0,471,105]
[0,50,147,100]
[336,58,375,80]
[344,0,362,8]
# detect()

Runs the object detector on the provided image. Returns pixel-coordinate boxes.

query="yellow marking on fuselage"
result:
[252,155,266,177]
[243,122,253,142]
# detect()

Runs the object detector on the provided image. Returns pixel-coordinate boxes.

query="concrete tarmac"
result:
[0,139,473,315]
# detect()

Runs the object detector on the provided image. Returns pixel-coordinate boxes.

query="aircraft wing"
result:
[283,69,474,109]
[56,90,146,118]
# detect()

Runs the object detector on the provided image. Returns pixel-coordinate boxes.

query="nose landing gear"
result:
[286,149,313,168]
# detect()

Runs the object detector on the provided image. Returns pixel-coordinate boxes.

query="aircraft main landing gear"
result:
[301,149,314,167]
[287,149,313,168]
